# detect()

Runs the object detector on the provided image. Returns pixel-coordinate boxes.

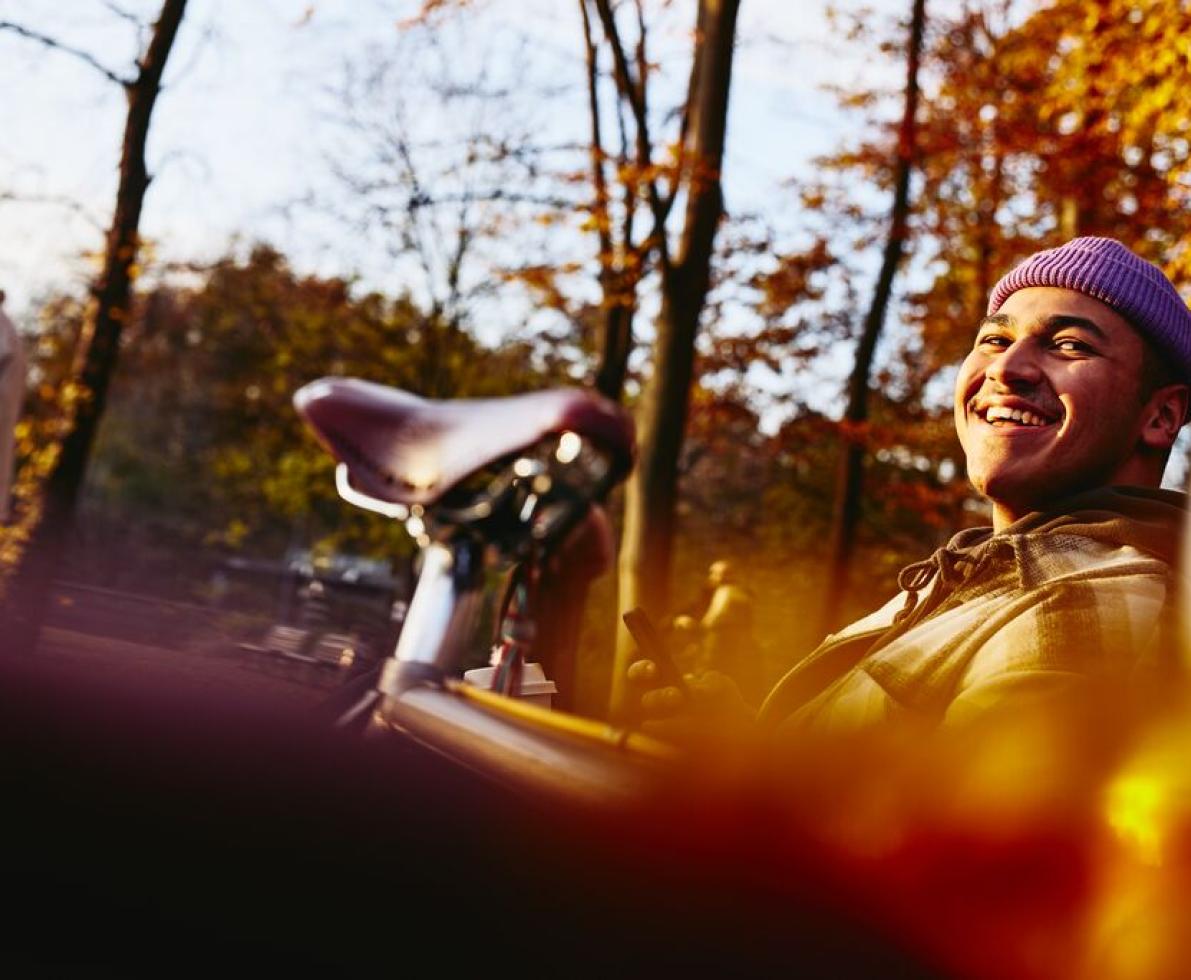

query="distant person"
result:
[0,291,27,525]
[691,560,765,707]
[664,567,718,676]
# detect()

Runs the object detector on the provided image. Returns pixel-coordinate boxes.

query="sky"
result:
[6,1,1187,486]
[0,0,911,322]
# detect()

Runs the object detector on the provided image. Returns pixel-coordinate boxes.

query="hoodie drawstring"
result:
[893,547,980,627]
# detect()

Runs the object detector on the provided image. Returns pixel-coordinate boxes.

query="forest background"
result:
[3,0,1190,718]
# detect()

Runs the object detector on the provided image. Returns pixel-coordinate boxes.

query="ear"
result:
[1140,383,1191,451]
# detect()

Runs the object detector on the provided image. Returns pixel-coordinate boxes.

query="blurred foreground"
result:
[5,623,1191,977]
[0,644,927,974]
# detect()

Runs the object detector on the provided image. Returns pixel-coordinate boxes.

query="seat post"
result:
[378,537,487,695]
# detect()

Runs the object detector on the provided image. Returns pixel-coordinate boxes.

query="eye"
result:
[976,332,1010,350]
[1053,337,1094,355]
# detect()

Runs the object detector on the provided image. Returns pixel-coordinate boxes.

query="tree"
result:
[332,1,749,718]
[72,244,571,584]
[781,0,1191,638]
[326,6,648,406]
[905,0,1191,368]
[1,0,188,653]
[595,0,743,721]
[575,0,654,402]
[821,0,927,634]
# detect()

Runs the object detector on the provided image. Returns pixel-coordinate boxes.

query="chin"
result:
[970,471,1045,516]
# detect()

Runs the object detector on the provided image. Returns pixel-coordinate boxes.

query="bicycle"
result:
[293,376,680,805]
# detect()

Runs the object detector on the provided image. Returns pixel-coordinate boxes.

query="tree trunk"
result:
[4,0,188,654]
[595,296,634,402]
[580,0,637,403]
[609,0,740,722]
[820,0,926,636]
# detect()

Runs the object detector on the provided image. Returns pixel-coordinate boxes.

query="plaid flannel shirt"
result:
[759,487,1186,735]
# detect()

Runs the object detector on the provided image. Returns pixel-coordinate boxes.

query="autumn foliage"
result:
[5,0,1191,703]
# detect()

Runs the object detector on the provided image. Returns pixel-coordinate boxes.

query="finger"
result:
[638,716,697,743]
[687,670,743,705]
[625,658,658,686]
[640,685,685,717]
[687,670,727,695]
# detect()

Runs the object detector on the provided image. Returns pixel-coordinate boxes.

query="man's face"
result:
[954,286,1153,525]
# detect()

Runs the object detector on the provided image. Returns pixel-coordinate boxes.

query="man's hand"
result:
[624,658,757,747]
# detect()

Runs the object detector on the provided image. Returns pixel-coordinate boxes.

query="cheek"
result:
[953,357,982,428]
[1059,374,1137,432]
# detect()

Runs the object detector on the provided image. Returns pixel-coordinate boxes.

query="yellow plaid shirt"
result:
[759,487,1186,735]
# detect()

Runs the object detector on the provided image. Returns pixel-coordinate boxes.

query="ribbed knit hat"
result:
[987,237,1191,384]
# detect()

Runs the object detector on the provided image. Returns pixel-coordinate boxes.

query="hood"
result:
[996,485,1187,566]
[885,485,1187,639]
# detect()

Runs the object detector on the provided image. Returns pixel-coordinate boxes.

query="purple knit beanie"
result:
[987,236,1191,383]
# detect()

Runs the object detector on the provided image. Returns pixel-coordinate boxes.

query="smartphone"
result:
[622,607,689,695]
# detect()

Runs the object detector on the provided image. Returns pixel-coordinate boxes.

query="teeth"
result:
[982,406,1049,426]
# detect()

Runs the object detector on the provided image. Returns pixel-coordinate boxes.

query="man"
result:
[684,560,765,706]
[629,236,1191,735]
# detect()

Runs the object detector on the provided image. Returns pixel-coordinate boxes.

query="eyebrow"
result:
[977,313,1110,340]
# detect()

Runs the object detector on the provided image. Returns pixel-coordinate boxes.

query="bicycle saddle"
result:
[294,377,635,507]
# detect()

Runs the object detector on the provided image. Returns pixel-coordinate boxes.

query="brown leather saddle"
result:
[293,377,635,508]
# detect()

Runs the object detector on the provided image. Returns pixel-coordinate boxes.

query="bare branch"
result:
[0,20,129,86]
[391,129,443,314]
[590,1,644,133]
[0,190,105,231]
[102,2,144,29]
[633,0,649,124]
[333,160,578,213]
[630,0,678,229]
[579,0,613,259]
[411,189,576,211]
[444,192,471,323]
[161,17,217,89]
[669,0,699,216]
[591,0,668,257]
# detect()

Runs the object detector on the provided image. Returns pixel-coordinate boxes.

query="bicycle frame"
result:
[294,380,676,806]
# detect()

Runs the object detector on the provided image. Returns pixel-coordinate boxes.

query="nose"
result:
[984,338,1042,388]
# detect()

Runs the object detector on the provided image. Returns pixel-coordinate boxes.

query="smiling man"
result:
[630,237,1191,736]
[960,280,1187,532]
[749,237,1191,733]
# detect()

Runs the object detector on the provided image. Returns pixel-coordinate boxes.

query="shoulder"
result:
[969,530,1174,661]
[858,539,1174,711]
[1007,531,1174,591]
[947,552,1177,716]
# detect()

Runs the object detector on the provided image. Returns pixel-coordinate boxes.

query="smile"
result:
[972,403,1060,429]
